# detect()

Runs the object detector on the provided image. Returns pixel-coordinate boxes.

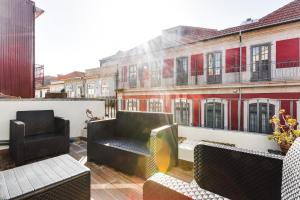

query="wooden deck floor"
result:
[69,140,193,200]
[0,140,193,200]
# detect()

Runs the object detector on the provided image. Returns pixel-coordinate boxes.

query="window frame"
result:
[248,102,275,134]
[206,51,223,84]
[250,43,271,82]
[201,99,228,129]
[176,56,189,86]
[126,99,139,111]
[151,61,162,87]
[147,99,164,112]
[244,99,280,133]
[128,64,137,88]
[172,98,193,126]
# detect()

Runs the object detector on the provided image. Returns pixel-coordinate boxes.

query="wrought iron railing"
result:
[117,61,300,90]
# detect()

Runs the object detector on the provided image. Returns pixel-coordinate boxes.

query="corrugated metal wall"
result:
[0,0,35,98]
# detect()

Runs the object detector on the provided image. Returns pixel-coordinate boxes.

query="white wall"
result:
[179,126,279,152]
[0,99,105,141]
[178,125,280,162]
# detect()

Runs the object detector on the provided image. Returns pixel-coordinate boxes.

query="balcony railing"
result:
[117,61,300,90]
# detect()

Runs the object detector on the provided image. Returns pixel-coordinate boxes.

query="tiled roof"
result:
[56,71,85,80]
[206,0,300,40]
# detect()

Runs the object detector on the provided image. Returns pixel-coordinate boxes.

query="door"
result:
[251,44,271,81]
[176,57,188,85]
[207,52,222,84]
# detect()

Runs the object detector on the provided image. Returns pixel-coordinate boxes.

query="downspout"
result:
[238,30,242,131]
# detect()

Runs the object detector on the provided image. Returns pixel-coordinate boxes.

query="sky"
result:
[34,0,293,76]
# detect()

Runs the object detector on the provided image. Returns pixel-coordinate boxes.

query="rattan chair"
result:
[144,139,300,200]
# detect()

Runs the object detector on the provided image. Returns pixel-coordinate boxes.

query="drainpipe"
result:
[238,30,242,131]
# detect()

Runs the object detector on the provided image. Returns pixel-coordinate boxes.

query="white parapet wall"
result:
[0,99,105,143]
[178,126,280,162]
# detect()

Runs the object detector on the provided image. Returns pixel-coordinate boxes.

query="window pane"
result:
[175,101,190,125]
[205,102,224,129]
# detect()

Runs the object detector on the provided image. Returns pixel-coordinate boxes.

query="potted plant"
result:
[268,109,300,154]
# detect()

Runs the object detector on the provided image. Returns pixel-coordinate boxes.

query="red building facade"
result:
[0,0,39,98]
[101,0,300,134]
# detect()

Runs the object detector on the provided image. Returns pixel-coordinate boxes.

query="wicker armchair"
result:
[87,111,178,179]
[10,110,70,166]
[144,139,300,200]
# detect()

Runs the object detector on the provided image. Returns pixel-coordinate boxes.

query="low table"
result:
[0,154,90,200]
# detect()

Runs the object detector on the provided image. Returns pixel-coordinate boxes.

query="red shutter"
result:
[225,47,246,73]
[276,38,300,68]
[163,59,174,78]
[191,54,204,76]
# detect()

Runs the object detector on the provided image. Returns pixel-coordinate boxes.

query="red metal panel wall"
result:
[0,0,35,98]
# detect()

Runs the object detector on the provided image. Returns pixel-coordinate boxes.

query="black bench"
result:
[0,154,90,200]
[87,111,178,179]
[143,138,300,200]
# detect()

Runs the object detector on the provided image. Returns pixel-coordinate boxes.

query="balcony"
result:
[117,61,300,91]
[0,98,293,200]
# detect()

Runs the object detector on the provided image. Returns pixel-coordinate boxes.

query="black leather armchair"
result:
[10,110,70,166]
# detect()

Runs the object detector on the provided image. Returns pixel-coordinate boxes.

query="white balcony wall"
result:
[179,125,280,162]
[0,99,105,141]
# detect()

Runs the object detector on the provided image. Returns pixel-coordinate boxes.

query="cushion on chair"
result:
[281,138,300,200]
[94,137,150,156]
[115,111,173,143]
[17,110,55,136]
[24,133,62,143]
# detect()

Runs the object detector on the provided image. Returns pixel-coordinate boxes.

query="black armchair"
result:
[10,110,70,166]
[87,111,178,179]
[143,139,297,200]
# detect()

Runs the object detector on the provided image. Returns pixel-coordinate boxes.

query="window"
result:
[65,84,74,98]
[127,99,139,111]
[176,57,188,85]
[225,47,246,73]
[151,62,161,87]
[87,83,95,98]
[207,52,222,83]
[276,38,300,68]
[163,59,174,78]
[148,99,163,112]
[138,63,149,88]
[120,66,127,82]
[76,85,83,98]
[174,99,191,126]
[129,64,137,88]
[101,84,109,96]
[204,102,224,129]
[251,44,271,81]
[248,103,275,134]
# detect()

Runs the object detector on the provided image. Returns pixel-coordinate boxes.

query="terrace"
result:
[0,98,297,200]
